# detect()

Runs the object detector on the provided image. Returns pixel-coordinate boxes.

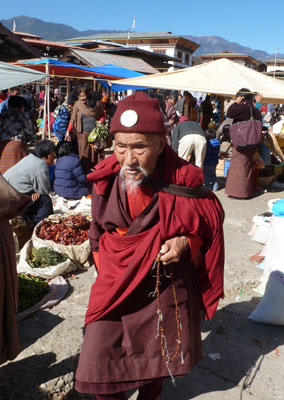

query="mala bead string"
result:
[154,257,183,367]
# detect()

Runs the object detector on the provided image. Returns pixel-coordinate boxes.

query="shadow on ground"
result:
[161,298,284,399]
[0,352,78,400]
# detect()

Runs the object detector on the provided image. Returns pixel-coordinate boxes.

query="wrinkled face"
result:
[114,132,165,182]
[79,92,87,104]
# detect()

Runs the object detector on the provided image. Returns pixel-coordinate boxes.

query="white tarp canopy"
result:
[0,61,48,90]
[112,58,284,104]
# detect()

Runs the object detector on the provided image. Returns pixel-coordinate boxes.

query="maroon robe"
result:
[0,174,30,365]
[75,145,224,395]
[225,102,262,199]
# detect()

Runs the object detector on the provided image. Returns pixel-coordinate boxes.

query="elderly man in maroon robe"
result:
[75,92,225,400]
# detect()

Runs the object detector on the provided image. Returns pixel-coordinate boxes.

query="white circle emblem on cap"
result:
[120,110,138,127]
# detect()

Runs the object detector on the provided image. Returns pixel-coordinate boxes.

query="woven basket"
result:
[258,175,275,187]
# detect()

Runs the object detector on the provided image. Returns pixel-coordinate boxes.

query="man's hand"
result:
[255,93,263,103]
[31,193,40,202]
[159,236,189,265]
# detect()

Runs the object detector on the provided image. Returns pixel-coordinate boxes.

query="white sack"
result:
[17,240,76,279]
[249,272,284,325]
[32,220,91,269]
[257,216,284,294]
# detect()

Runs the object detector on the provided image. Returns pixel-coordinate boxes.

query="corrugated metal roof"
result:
[67,49,159,74]
[96,47,179,62]
[67,32,180,41]
[65,32,198,44]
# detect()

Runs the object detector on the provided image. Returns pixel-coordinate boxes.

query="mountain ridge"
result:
[1,16,282,61]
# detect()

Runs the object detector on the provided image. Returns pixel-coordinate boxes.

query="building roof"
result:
[65,31,200,52]
[94,47,179,71]
[266,59,284,65]
[23,38,78,50]
[67,31,190,41]
[61,49,159,74]
[0,23,40,62]
[199,51,263,66]
[95,46,178,61]
[13,31,42,40]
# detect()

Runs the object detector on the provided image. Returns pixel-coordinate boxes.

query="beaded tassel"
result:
[153,257,183,386]
[166,361,177,387]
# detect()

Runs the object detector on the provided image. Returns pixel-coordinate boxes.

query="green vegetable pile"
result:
[87,122,110,143]
[18,274,49,313]
[26,247,68,269]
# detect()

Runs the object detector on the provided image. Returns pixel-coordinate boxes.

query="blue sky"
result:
[2,0,282,55]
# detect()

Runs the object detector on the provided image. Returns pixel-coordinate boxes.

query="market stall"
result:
[111,58,284,104]
[15,59,147,137]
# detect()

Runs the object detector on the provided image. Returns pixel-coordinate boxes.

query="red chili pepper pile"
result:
[37,214,90,245]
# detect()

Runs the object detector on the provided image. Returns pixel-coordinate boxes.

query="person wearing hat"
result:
[75,92,225,399]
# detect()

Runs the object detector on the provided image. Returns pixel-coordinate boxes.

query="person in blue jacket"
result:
[203,128,220,191]
[53,141,90,199]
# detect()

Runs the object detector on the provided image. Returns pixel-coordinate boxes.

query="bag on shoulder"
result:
[229,106,262,152]
[52,104,63,119]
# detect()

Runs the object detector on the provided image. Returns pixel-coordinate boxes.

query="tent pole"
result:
[66,78,70,98]
[42,89,47,139]
[46,62,51,139]
[220,96,225,124]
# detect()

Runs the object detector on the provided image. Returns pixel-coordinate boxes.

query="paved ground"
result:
[1,180,284,400]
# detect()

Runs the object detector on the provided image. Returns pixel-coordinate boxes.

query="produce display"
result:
[27,247,68,269]
[18,273,49,313]
[37,214,90,245]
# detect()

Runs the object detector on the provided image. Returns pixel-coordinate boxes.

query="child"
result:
[203,128,220,191]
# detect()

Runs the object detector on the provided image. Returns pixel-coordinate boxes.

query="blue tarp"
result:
[92,64,149,92]
[22,58,92,71]
[22,59,149,91]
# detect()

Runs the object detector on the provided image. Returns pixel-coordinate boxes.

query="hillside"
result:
[185,35,272,61]
[0,16,125,42]
[1,16,282,61]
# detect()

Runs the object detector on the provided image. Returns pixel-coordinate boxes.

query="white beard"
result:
[120,166,148,194]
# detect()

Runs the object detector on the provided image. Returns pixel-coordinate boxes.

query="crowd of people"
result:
[1,82,284,399]
[1,83,284,233]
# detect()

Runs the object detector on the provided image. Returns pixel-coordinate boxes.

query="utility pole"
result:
[273,47,278,78]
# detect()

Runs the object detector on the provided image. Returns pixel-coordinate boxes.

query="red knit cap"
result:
[110,92,167,135]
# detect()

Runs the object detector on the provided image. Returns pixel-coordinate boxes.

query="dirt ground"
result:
[1,181,284,400]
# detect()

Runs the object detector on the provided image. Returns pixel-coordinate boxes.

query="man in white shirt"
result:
[4,140,56,226]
